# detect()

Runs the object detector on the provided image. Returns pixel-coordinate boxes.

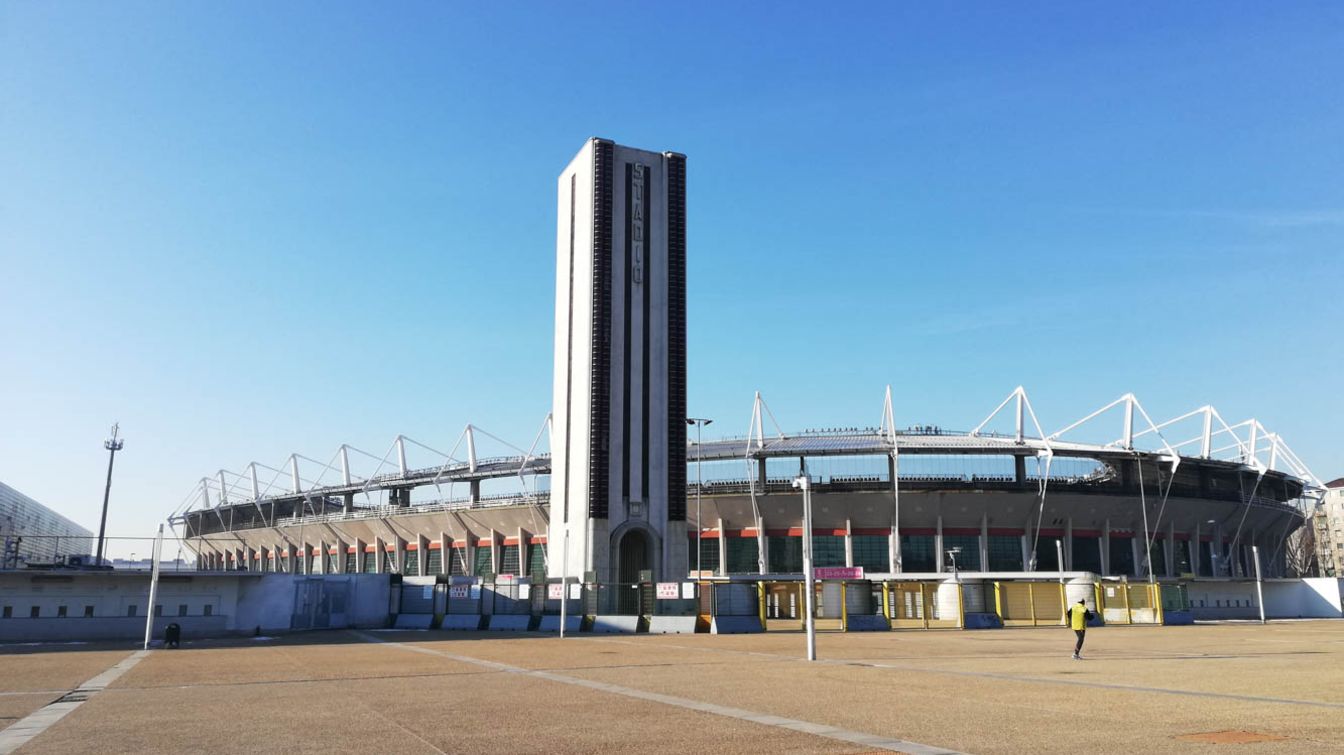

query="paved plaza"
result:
[1,622,1341,753]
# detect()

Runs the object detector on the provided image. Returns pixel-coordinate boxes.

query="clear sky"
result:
[2,2,1341,553]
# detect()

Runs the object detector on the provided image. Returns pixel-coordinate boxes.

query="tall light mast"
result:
[95,423,124,566]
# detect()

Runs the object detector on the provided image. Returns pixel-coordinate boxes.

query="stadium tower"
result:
[548,139,688,585]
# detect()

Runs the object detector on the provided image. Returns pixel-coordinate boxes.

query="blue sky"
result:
[2,2,1341,550]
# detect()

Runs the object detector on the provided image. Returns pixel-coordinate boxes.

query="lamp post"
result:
[96,424,124,567]
[792,474,816,662]
[687,418,713,576]
[946,547,961,583]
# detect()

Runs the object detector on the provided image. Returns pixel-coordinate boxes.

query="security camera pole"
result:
[793,474,816,661]
[96,424,125,567]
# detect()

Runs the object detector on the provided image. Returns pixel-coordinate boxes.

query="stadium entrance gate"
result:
[291,578,348,630]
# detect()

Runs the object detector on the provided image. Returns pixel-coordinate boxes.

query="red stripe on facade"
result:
[852,528,891,536]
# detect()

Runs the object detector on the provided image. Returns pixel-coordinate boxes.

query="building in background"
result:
[0,482,94,568]
[548,139,688,584]
[1313,478,1344,577]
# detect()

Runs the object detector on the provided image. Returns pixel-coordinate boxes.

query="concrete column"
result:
[439,532,451,575]
[417,535,429,576]
[1014,455,1026,484]
[935,515,944,573]
[1191,522,1202,575]
[1131,538,1142,578]
[844,519,854,568]
[717,518,727,576]
[1021,533,1031,572]
[1100,519,1111,576]
[1165,522,1176,577]
[470,481,481,504]
[1064,518,1073,571]
[343,493,354,514]
[979,513,989,573]
[757,459,767,491]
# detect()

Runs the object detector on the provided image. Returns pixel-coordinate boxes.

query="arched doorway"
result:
[616,528,652,615]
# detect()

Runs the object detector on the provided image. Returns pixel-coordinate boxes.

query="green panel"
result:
[767,536,801,573]
[813,535,846,567]
[899,535,936,572]
[852,535,888,572]
[500,545,520,575]
[383,550,398,574]
[943,535,981,571]
[1109,536,1135,575]
[362,551,377,573]
[694,537,720,574]
[527,543,546,578]
[725,537,758,574]
[1072,536,1102,573]
[403,550,418,575]
[448,549,467,576]
[344,552,356,573]
[1147,540,1167,576]
[987,535,1022,571]
[473,546,493,576]
[426,548,442,575]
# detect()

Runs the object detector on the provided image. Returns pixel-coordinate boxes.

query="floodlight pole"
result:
[1056,539,1065,586]
[559,530,570,639]
[1252,544,1266,624]
[687,418,713,575]
[96,423,125,566]
[794,475,816,662]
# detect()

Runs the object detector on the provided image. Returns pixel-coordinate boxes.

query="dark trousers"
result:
[1074,629,1086,653]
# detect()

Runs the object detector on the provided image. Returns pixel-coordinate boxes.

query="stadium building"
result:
[1,481,93,568]
[172,139,1327,629]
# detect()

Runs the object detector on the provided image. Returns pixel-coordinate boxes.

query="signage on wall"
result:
[448,585,469,599]
[548,583,565,600]
[813,566,865,580]
[656,582,679,600]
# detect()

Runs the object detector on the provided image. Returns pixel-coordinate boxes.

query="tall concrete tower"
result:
[549,138,687,584]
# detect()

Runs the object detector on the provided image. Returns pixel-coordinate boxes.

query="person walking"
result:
[1067,598,1094,659]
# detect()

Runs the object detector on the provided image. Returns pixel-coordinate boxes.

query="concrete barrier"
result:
[589,615,640,633]
[439,615,484,631]
[711,616,762,634]
[844,614,890,632]
[647,616,697,634]
[393,614,432,630]
[537,615,581,633]
[486,615,531,632]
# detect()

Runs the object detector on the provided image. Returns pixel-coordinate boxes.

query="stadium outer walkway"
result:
[2,621,1342,753]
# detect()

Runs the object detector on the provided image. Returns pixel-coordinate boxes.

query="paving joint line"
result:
[351,631,965,755]
[0,649,150,754]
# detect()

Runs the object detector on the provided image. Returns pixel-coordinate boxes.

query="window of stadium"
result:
[527,543,546,578]
[500,544,520,575]
[813,535,846,568]
[726,537,759,574]
[473,546,493,576]
[403,550,419,575]
[852,535,888,572]
[1110,536,1135,575]
[767,536,801,573]
[899,535,936,572]
[694,537,720,574]
[426,548,443,575]
[942,535,981,571]
[987,535,1022,571]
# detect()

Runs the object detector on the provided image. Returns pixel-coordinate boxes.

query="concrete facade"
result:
[549,139,688,584]
[0,571,391,642]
